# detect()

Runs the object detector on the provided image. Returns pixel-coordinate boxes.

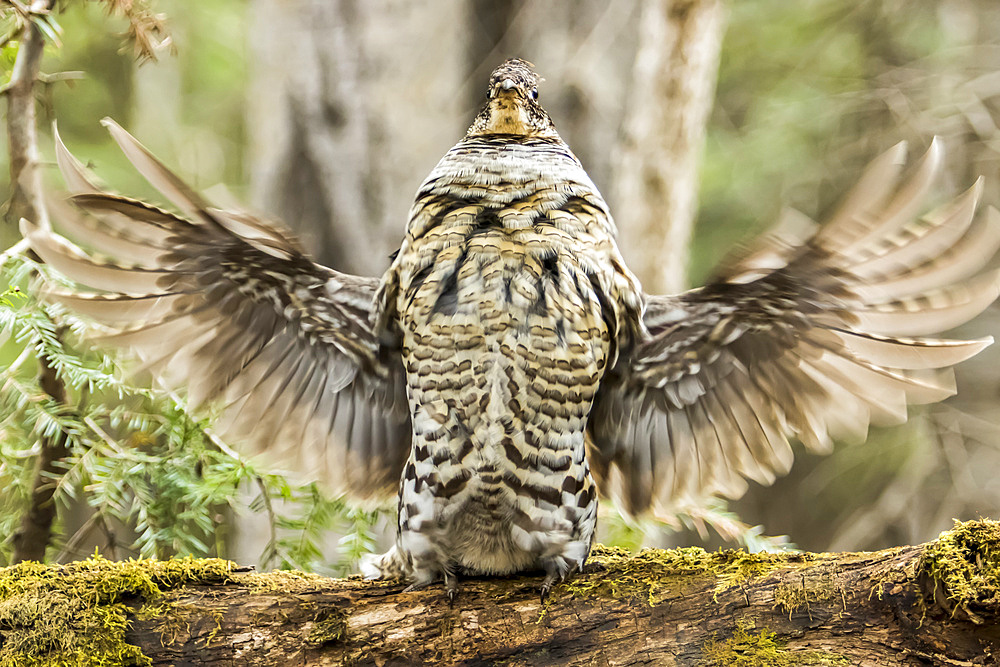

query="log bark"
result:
[3,521,996,666]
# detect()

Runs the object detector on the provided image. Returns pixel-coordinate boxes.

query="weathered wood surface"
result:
[1,521,997,666]
[119,522,998,666]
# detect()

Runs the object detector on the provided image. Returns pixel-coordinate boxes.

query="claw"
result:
[539,560,571,604]
[444,570,459,605]
[540,570,558,605]
[402,578,433,593]
[539,582,551,605]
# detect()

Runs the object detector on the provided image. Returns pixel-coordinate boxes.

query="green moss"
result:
[701,620,849,666]
[919,519,1000,621]
[772,578,838,619]
[0,554,238,666]
[236,568,326,593]
[134,600,192,647]
[304,608,348,647]
[561,543,809,606]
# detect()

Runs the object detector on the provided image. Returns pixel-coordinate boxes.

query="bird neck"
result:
[466,97,561,140]
[418,136,590,201]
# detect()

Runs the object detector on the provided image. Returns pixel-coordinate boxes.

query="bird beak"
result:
[501,78,516,91]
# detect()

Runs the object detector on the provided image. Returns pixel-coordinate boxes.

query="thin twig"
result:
[0,238,29,268]
[6,2,51,231]
[0,344,34,385]
[54,510,101,561]
[160,385,245,460]
[3,70,86,95]
[255,476,278,570]
[95,511,118,560]
[7,0,30,17]
[83,414,127,455]
[37,70,84,84]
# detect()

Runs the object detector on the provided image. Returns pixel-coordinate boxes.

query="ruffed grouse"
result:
[22,59,1000,598]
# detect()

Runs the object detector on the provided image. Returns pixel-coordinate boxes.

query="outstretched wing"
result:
[588,139,999,517]
[21,120,411,500]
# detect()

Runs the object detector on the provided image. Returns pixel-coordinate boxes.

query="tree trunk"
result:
[246,0,467,275]
[4,2,49,242]
[2,521,996,665]
[612,0,725,294]
[245,0,724,295]
[5,0,73,565]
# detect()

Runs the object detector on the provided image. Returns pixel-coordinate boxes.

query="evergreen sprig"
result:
[0,250,380,570]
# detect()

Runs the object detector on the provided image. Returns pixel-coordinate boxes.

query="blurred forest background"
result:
[1,0,1000,572]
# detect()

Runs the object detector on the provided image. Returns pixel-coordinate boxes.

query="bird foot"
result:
[445,571,459,606]
[540,569,562,604]
[402,572,460,605]
[402,581,431,593]
[540,581,552,605]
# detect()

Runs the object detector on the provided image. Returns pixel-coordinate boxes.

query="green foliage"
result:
[253,479,382,576]
[0,250,378,571]
[0,284,22,307]
[0,0,168,63]
[0,0,351,574]
[0,2,63,56]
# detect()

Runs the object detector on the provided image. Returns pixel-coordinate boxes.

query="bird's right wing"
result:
[21,120,411,500]
[588,140,1000,518]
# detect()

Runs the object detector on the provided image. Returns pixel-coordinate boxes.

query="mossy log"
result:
[1,521,998,666]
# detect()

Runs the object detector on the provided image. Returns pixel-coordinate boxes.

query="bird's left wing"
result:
[20,120,411,500]
[588,140,999,518]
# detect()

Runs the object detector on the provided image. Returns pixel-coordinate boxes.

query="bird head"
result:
[466,59,559,139]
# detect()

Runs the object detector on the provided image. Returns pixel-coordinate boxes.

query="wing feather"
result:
[590,139,996,516]
[23,122,410,501]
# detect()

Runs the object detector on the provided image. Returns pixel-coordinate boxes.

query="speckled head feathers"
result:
[467,59,558,139]
[486,59,541,100]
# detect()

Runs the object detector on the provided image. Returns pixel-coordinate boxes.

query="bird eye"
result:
[530,87,539,101]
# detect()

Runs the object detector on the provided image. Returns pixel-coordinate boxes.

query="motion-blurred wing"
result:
[589,139,999,517]
[21,120,411,500]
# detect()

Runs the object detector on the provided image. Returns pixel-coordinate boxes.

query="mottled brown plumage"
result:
[22,59,1000,598]
[370,59,642,593]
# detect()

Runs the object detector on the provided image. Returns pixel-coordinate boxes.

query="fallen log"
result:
[0,520,997,665]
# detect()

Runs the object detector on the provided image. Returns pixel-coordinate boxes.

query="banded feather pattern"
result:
[372,133,642,589]
[20,59,1000,598]
[23,122,411,501]
[590,138,999,518]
